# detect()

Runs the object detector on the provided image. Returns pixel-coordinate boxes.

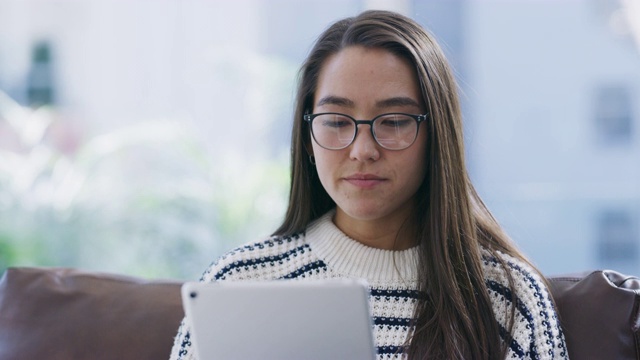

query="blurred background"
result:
[0,0,638,280]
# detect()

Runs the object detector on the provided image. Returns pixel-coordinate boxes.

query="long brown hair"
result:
[274,10,535,359]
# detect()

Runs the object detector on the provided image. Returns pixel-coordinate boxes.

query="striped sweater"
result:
[170,211,568,359]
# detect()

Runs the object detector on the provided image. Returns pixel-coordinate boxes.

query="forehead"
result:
[313,46,422,109]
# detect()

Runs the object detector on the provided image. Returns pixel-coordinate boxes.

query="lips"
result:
[343,173,386,189]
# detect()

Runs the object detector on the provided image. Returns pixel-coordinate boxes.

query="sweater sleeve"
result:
[168,259,222,360]
[484,252,569,359]
[168,236,300,360]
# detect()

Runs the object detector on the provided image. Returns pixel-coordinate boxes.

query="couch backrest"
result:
[0,267,638,359]
[0,267,184,360]
[548,270,640,360]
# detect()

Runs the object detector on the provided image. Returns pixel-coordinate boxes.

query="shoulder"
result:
[481,249,568,359]
[199,232,319,282]
[481,249,547,300]
[481,250,553,330]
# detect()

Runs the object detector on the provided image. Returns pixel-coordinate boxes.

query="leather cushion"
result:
[0,267,184,360]
[548,270,640,360]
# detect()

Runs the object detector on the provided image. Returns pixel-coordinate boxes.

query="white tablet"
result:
[181,279,376,360]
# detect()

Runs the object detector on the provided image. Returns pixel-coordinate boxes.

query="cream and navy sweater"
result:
[170,211,568,359]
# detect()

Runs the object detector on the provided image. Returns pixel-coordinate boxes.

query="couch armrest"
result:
[548,270,640,360]
[0,267,184,360]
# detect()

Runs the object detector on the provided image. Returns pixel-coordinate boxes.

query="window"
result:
[597,209,638,263]
[594,85,634,145]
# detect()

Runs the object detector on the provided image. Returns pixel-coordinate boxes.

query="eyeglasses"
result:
[303,112,428,150]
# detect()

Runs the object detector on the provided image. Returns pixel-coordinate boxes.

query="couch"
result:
[0,267,638,360]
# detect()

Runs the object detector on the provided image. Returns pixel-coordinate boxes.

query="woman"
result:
[170,10,567,360]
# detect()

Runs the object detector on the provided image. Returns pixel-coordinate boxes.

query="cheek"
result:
[311,145,336,187]
[405,141,428,186]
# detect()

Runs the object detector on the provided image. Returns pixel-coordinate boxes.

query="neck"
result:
[333,208,417,250]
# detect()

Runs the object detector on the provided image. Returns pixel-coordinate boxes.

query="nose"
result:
[349,124,380,161]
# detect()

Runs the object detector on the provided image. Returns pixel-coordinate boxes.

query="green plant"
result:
[0,90,289,279]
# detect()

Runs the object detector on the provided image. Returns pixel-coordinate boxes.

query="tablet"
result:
[181,279,376,360]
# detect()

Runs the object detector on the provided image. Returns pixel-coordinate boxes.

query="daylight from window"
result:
[0,0,638,279]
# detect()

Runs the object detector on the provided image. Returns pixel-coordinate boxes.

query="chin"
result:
[341,205,389,221]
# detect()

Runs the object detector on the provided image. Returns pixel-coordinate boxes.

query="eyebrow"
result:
[315,95,421,110]
[316,96,354,108]
[376,97,422,109]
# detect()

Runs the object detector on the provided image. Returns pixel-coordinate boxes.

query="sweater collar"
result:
[306,210,419,283]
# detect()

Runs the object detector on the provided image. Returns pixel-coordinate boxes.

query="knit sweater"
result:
[170,211,568,360]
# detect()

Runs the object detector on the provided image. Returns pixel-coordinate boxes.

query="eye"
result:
[377,114,413,128]
[319,115,353,128]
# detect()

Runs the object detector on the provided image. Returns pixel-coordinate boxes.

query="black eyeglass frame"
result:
[303,112,429,150]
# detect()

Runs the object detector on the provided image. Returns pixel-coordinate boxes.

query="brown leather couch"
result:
[0,267,638,360]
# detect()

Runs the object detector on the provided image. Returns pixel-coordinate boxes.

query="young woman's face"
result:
[311,46,428,236]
